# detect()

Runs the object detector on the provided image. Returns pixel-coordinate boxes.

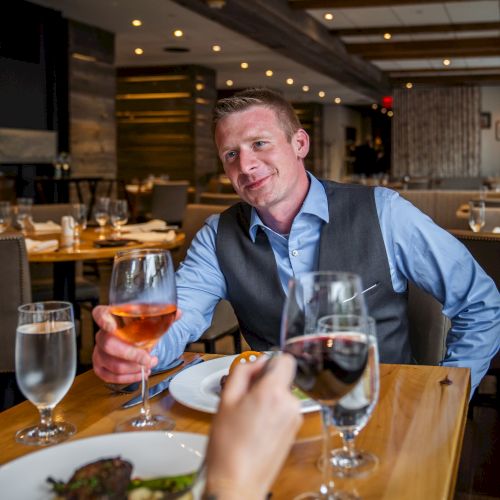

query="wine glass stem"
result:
[140,365,152,421]
[39,407,55,433]
[321,405,335,498]
[341,430,358,459]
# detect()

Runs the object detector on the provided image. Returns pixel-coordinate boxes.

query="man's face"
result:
[214,106,309,211]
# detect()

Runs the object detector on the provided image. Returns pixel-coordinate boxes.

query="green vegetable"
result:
[128,472,197,493]
[292,386,309,401]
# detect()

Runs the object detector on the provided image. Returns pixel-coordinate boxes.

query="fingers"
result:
[256,354,296,391]
[220,356,267,405]
[92,305,117,333]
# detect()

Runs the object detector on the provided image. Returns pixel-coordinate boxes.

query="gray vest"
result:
[215,181,411,364]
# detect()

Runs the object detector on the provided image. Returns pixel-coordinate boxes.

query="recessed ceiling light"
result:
[240,62,249,69]
[324,13,334,21]
[265,70,273,77]
[318,91,326,98]
[406,82,413,89]
[387,110,394,117]
[443,58,451,66]
[371,103,378,110]
[383,33,392,40]
[334,97,342,104]
[134,48,144,55]
[302,85,310,92]
[381,107,387,114]
[226,79,234,87]
[131,19,142,27]
[173,29,184,38]
[286,78,294,85]
[212,45,221,52]
[196,83,205,91]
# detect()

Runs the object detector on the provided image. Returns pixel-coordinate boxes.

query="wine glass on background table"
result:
[72,203,87,245]
[15,301,77,446]
[109,248,177,431]
[318,315,380,478]
[16,197,33,234]
[110,199,129,238]
[468,200,485,233]
[0,201,12,233]
[281,272,369,499]
[93,197,110,235]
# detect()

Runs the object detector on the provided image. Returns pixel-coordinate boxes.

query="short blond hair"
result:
[213,88,301,142]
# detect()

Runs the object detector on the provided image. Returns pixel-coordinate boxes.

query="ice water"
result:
[15,321,76,409]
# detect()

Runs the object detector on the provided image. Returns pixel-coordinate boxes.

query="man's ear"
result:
[292,129,310,159]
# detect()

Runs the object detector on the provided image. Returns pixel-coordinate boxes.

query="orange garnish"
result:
[229,351,263,374]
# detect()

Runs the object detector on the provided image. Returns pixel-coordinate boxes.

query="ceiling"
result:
[30,0,500,105]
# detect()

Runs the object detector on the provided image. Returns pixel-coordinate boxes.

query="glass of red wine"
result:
[109,248,177,432]
[318,315,379,478]
[281,272,369,499]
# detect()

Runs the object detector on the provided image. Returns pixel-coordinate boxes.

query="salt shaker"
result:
[60,215,75,248]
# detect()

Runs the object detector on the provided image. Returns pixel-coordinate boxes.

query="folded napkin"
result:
[125,230,176,243]
[32,220,62,234]
[25,238,59,253]
[122,219,167,233]
[493,227,500,233]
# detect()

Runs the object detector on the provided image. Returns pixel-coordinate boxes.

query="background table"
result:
[27,228,184,302]
[0,353,470,500]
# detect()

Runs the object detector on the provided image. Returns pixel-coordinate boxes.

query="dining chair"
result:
[180,203,242,354]
[151,181,189,226]
[407,282,450,366]
[0,233,31,410]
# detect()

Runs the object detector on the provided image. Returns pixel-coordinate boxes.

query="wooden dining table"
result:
[0,352,470,499]
[26,227,185,302]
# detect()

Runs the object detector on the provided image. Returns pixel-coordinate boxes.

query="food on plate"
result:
[48,456,196,500]
[220,351,264,389]
[48,457,132,499]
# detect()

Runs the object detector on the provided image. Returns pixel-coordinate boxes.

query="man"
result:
[93,88,499,394]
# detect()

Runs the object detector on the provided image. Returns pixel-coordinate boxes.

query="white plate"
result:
[0,431,207,500]
[169,355,320,414]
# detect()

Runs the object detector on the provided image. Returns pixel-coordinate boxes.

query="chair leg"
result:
[233,330,242,354]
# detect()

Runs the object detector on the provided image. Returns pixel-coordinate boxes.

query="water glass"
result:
[93,197,110,233]
[72,203,88,243]
[110,199,129,237]
[0,201,12,233]
[16,198,33,233]
[468,200,485,232]
[15,301,77,446]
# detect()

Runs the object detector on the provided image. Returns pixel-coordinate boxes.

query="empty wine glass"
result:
[93,197,110,234]
[0,201,12,233]
[110,199,129,237]
[72,203,87,245]
[15,301,77,446]
[109,248,177,431]
[318,315,380,478]
[16,198,33,234]
[281,271,369,499]
[468,200,485,232]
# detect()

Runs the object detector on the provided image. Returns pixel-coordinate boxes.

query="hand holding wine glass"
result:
[281,271,369,499]
[109,248,177,431]
[15,301,77,446]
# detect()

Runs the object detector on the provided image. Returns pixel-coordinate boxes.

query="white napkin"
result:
[122,219,167,233]
[126,230,176,243]
[25,238,59,253]
[32,220,62,234]
[493,227,500,233]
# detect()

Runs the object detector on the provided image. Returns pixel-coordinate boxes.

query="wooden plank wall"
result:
[68,21,116,180]
[116,65,217,187]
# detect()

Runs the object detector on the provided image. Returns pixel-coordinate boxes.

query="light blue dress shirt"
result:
[154,174,500,394]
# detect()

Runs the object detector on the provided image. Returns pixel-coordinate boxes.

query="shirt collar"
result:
[248,172,329,242]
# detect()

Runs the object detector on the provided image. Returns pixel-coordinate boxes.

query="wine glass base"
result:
[15,421,76,446]
[294,490,358,500]
[318,450,379,479]
[115,414,175,433]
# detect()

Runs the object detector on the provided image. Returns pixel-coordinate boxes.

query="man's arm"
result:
[376,188,500,394]
[152,214,229,367]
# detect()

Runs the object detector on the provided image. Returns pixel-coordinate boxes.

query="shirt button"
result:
[291,249,299,257]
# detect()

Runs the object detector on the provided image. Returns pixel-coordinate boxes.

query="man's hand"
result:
[204,354,303,500]
[91,305,157,384]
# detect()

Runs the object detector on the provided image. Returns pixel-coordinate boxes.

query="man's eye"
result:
[255,141,266,148]
[225,151,237,161]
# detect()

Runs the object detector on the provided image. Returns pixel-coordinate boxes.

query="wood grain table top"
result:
[0,353,470,500]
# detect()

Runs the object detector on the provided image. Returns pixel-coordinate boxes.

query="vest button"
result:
[291,249,299,257]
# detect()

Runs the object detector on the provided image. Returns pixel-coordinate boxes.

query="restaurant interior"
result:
[0,0,499,498]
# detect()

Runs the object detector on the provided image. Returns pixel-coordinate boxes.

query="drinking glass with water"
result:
[15,301,77,446]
